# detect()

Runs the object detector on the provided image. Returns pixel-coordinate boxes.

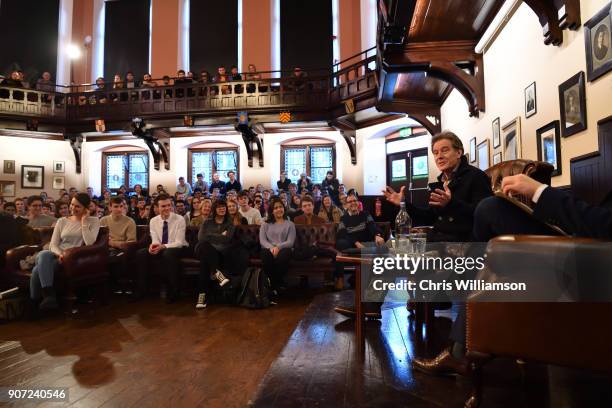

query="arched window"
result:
[281,138,335,184]
[187,142,239,185]
[102,146,149,192]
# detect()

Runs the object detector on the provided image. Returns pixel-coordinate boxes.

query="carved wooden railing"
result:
[0,50,378,123]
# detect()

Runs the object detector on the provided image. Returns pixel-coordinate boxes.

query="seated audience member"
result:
[238,191,263,225]
[193,173,208,193]
[3,202,26,226]
[36,71,54,103]
[194,200,244,308]
[161,76,173,98]
[199,71,210,84]
[209,173,225,195]
[100,197,137,253]
[297,173,312,193]
[318,195,343,223]
[156,184,166,194]
[383,131,492,242]
[133,184,147,198]
[141,73,156,87]
[287,195,303,220]
[277,171,291,192]
[225,171,241,193]
[291,67,308,91]
[293,196,325,225]
[175,199,187,216]
[134,194,188,303]
[411,174,612,377]
[212,66,230,94]
[30,193,100,309]
[187,197,211,227]
[288,183,298,197]
[55,201,70,218]
[321,171,340,204]
[92,77,107,104]
[227,200,248,225]
[88,200,98,217]
[14,198,27,218]
[42,203,53,217]
[132,197,149,226]
[174,69,189,97]
[111,73,124,102]
[245,64,262,93]
[334,195,386,314]
[176,176,192,196]
[254,195,265,217]
[27,195,56,227]
[230,66,243,93]
[259,197,296,292]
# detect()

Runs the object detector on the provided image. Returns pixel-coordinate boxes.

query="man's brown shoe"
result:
[412,347,469,376]
[334,277,344,291]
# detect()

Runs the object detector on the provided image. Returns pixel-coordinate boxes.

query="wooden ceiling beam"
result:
[383,40,485,117]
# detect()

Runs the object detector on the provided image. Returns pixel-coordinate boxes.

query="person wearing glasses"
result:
[26,195,56,227]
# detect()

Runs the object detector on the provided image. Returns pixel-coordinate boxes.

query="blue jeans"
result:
[30,250,59,300]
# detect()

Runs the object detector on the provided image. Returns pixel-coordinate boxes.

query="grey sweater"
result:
[49,216,100,256]
[259,220,296,249]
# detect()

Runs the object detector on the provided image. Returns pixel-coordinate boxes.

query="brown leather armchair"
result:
[4,227,110,310]
[464,159,611,407]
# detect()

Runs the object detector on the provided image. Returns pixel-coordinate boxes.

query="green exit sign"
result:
[399,128,412,138]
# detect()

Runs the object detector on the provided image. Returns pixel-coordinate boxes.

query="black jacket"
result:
[225,180,242,193]
[405,155,492,241]
[209,180,226,194]
[321,178,340,202]
[533,187,612,239]
[277,178,291,192]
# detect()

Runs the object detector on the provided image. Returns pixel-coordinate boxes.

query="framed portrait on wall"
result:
[502,117,522,161]
[477,139,490,171]
[469,137,477,162]
[52,176,65,190]
[524,82,537,118]
[493,152,502,165]
[492,117,501,148]
[0,180,16,197]
[536,121,562,177]
[558,71,587,137]
[21,165,44,189]
[53,161,65,173]
[585,3,612,82]
[3,160,15,174]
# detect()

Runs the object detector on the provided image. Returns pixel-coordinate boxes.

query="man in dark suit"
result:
[383,131,493,242]
[412,174,612,376]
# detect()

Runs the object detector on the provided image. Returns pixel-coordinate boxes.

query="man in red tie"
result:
[133,194,188,303]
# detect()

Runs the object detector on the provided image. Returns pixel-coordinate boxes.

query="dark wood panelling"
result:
[570,116,612,205]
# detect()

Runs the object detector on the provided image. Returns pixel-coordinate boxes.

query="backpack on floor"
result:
[237,267,271,309]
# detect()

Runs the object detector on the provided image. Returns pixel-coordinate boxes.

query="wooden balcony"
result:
[0,55,378,131]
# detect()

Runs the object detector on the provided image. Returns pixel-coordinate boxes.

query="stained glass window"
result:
[190,149,238,184]
[103,152,149,191]
[281,144,335,184]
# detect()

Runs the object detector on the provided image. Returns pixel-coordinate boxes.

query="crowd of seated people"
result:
[0,64,313,105]
[0,169,362,311]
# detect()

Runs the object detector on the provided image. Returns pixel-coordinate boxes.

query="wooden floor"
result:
[0,289,316,408]
[251,290,612,408]
[2,289,612,408]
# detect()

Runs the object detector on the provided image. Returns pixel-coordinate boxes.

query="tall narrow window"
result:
[0,0,60,80]
[190,0,238,76]
[104,0,151,81]
[281,144,335,184]
[103,151,149,191]
[281,0,332,73]
[189,148,239,185]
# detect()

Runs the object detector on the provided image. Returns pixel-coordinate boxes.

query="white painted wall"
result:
[441,0,612,187]
[0,135,84,197]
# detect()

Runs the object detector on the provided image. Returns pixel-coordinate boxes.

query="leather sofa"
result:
[464,160,612,407]
[3,227,109,310]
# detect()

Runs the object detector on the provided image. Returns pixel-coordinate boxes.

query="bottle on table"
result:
[394,201,412,252]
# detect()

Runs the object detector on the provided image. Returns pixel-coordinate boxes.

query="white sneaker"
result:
[195,293,207,309]
[214,270,230,287]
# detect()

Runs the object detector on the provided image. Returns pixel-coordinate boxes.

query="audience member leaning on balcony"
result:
[259,197,296,292]
[0,70,24,99]
[383,131,492,242]
[245,64,262,93]
[36,71,54,103]
[110,74,124,102]
[30,193,100,310]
